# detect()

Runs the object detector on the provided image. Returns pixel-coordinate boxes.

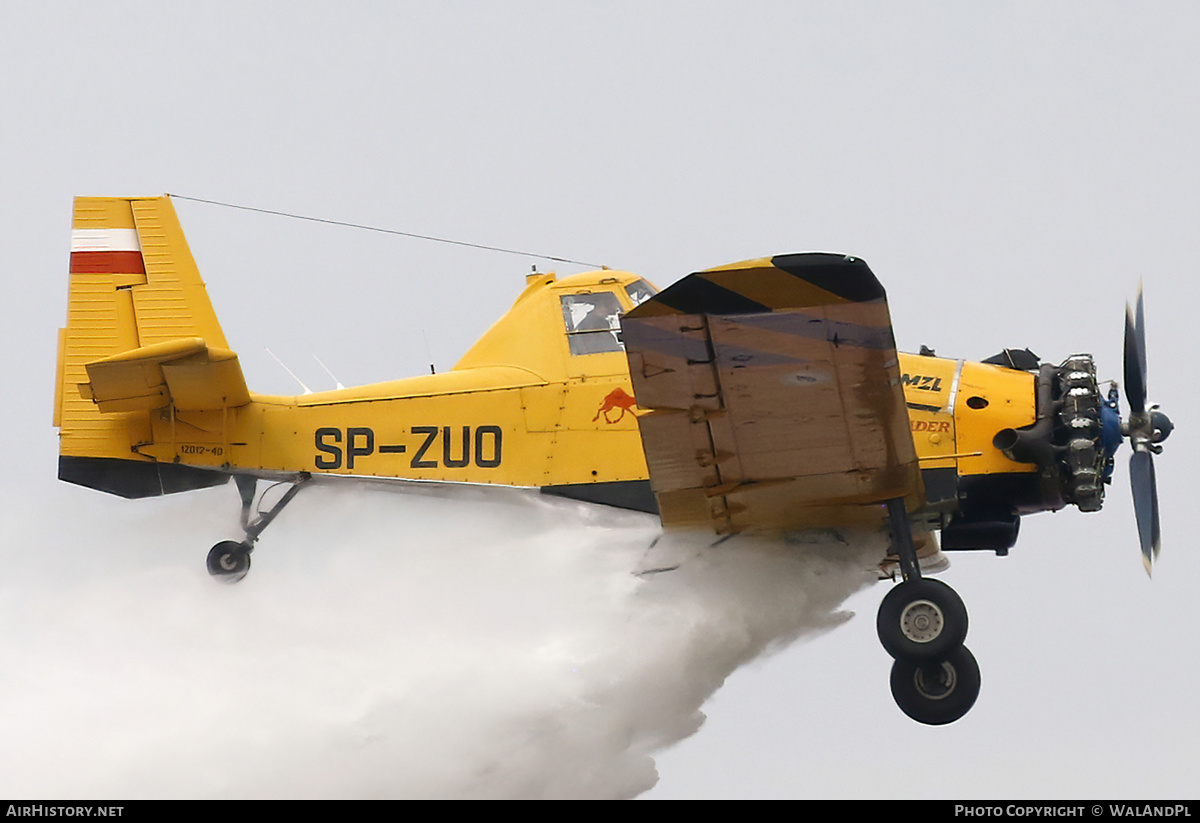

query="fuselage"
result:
[117,270,1041,524]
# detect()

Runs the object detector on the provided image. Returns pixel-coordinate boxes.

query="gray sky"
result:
[2,1,1198,798]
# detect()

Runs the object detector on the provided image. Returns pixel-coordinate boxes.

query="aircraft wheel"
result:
[890,645,981,726]
[877,578,967,660]
[206,540,251,583]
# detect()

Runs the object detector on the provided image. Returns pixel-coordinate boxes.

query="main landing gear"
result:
[206,473,310,583]
[878,498,981,725]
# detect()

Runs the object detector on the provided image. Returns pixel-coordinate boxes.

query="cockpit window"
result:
[625,279,657,307]
[561,292,623,355]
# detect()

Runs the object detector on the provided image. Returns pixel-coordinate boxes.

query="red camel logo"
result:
[593,387,637,423]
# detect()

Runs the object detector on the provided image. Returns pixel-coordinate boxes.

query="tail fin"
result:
[54,196,245,497]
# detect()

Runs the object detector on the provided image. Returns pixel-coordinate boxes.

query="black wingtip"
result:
[770,253,885,303]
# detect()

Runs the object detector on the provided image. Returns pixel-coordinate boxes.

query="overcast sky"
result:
[2,1,1198,798]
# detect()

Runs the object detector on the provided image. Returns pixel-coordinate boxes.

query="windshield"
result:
[625,279,656,307]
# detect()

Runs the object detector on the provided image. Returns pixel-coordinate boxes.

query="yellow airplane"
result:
[53,195,1173,725]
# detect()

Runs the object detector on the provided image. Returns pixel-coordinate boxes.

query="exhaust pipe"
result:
[993,421,1055,466]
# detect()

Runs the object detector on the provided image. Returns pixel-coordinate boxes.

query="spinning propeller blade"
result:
[1123,289,1147,414]
[1121,284,1169,575]
[1129,449,1160,573]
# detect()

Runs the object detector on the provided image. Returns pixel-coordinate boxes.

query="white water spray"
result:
[0,482,885,798]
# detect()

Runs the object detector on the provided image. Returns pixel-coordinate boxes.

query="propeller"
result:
[1121,284,1172,574]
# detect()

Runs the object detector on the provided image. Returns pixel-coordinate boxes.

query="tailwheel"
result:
[877,577,968,661]
[890,645,981,726]
[207,540,252,583]
[203,473,309,583]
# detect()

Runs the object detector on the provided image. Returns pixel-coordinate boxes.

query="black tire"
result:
[890,644,982,726]
[206,540,251,583]
[877,578,967,660]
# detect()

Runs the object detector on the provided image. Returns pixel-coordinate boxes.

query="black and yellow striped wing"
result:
[622,253,921,532]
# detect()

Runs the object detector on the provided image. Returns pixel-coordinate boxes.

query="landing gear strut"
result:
[879,498,980,724]
[205,473,310,583]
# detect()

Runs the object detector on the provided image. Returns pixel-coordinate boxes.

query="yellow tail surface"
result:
[54,196,243,496]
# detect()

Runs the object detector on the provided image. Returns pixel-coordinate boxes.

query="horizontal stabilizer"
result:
[81,337,251,412]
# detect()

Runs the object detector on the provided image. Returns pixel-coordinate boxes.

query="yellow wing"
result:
[622,253,921,533]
